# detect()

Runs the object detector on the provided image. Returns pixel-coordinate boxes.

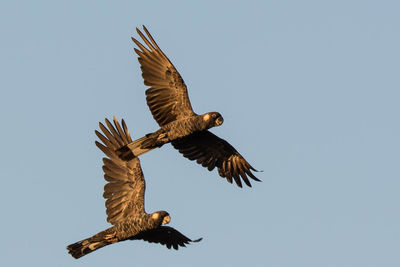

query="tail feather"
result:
[117,136,156,160]
[96,117,155,160]
[67,232,110,259]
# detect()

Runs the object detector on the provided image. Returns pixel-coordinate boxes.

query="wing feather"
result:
[96,117,146,225]
[131,226,202,250]
[172,131,260,188]
[132,26,196,126]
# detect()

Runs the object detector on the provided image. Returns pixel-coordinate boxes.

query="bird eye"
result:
[212,113,216,118]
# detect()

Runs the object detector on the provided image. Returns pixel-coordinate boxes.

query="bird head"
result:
[151,211,171,225]
[203,112,224,128]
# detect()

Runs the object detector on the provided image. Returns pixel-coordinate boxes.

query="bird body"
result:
[67,117,201,259]
[118,26,260,187]
[119,112,222,158]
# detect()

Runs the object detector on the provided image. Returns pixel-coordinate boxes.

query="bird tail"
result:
[67,230,113,259]
[94,116,154,160]
[116,135,156,160]
[94,116,157,160]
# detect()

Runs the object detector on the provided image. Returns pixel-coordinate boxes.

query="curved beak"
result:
[162,215,171,225]
[216,117,224,126]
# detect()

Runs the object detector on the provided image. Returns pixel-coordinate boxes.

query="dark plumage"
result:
[67,117,201,259]
[117,26,260,188]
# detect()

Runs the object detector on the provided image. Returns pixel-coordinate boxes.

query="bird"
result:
[67,117,201,259]
[117,25,261,188]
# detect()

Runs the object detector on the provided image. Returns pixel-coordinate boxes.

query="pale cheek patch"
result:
[151,213,160,220]
[203,114,210,121]
[162,216,171,225]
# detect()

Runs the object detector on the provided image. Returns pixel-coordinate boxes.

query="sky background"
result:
[1,1,399,266]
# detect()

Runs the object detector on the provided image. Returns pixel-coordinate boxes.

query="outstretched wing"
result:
[95,117,146,225]
[132,26,196,126]
[131,226,202,250]
[171,131,260,188]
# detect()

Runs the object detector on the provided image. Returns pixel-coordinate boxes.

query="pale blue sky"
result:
[1,1,399,266]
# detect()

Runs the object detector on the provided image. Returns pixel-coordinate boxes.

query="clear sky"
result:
[1,1,399,266]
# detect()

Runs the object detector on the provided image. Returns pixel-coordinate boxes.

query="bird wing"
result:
[171,130,260,188]
[132,26,196,126]
[95,117,146,225]
[131,226,202,250]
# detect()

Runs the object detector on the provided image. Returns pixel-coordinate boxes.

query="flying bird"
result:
[67,117,201,259]
[117,26,260,188]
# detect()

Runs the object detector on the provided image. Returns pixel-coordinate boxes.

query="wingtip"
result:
[192,237,203,243]
[235,180,243,188]
[112,116,120,128]
[252,174,262,182]
[94,130,102,139]
[250,174,262,182]
[253,168,263,173]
